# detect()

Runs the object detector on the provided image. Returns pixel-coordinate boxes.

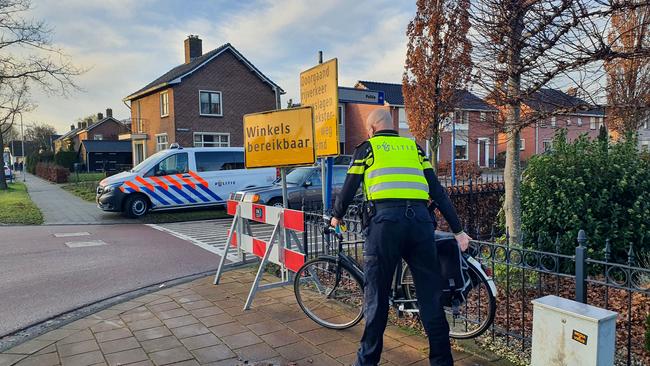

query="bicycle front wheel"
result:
[294,257,364,330]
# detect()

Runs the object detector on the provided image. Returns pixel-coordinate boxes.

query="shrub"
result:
[26,151,54,173]
[54,151,77,171]
[35,163,69,183]
[436,161,481,180]
[520,130,650,260]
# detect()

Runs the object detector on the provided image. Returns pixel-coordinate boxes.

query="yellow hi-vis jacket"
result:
[357,135,431,201]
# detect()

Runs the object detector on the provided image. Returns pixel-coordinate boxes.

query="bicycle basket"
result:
[436,237,471,307]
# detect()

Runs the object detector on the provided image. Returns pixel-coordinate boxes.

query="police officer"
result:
[331,109,470,366]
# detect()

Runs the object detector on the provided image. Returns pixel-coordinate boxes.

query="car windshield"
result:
[285,168,314,185]
[130,150,168,172]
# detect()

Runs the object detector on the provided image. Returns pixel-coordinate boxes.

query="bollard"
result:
[531,295,617,366]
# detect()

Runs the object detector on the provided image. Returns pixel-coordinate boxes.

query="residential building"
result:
[122,36,284,165]
[7,140,36,164]
[347,81,499,167]
[638,116,650,151]
[496,89,606,159]
[54,109,128,152]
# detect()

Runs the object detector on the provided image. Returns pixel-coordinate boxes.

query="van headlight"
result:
[102,183,121,194]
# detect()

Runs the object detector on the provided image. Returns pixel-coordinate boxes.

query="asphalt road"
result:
[0,224,223,337]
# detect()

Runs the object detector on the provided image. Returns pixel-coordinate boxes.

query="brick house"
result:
[346,81,499,167]
[496,89,606,160]
[122,36,284,165]
[54,109,128,153]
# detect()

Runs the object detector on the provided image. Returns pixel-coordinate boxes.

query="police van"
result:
[96,145,276,218]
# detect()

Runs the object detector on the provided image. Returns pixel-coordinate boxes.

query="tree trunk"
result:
[0,131,7,190]
[429,134,440,172]
[503,125,522,244]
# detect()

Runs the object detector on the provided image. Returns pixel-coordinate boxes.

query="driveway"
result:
[22,173,130,225]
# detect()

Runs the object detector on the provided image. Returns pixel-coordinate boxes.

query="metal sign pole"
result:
[325,157,333,210]
[280,167,290,248]
[451,116,456,185]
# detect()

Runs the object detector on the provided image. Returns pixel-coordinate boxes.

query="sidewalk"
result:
[0,268,510,366]
[22,173,129,225]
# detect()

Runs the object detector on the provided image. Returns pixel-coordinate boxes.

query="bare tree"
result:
[470,0,650,243]
[403,0,473,169]
[606,3,650,133]
[25,123,57,151]
[0,0,82,189]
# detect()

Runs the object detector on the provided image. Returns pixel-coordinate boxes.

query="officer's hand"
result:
[330,217,341,228]
[455,232,472,252]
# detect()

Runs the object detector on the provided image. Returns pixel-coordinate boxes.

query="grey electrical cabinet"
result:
[531,295,617,366]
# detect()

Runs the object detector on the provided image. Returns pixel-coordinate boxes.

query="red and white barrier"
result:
[215,200,306,310]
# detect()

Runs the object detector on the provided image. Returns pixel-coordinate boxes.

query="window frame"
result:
[94,134,103,141]
[551,116,557,128]
[520,138,526,151]
[155,133,168,152]
[160,91,169,117]
[198,90,223,117]
[454,135,469,161]
[193,132,230,147]
[590,117,596,130]
[542,139,553,152]
[577,118,582,127]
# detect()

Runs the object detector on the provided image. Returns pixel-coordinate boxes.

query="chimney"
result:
[106,108,113,118]
[77,122,82,129]
[184,35,202,64]
[97,112,104,120]
[70,124,75,131]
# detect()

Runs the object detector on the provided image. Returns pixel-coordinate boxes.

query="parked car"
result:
[96,146,276,218]
[230,165,349,209]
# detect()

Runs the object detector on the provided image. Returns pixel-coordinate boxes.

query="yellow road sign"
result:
[300,58,339,157]
[243,107,316,169]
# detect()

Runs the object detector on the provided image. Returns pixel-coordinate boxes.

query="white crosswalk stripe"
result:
[148,219,276,262]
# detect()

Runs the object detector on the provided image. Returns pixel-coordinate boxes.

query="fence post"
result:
[575,229,587,304]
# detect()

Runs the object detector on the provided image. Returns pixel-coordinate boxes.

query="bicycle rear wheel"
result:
[402,262,496,339]
[294,257,364,329]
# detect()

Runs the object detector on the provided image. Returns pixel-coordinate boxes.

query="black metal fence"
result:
[300,209,650,365]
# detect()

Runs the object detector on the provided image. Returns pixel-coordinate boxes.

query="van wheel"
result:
[267,198,284,208]
[124,194,149,218]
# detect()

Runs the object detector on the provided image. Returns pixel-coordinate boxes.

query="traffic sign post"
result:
[300,57,339,210]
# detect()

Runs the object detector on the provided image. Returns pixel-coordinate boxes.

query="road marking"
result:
[65,240,106,248]
[54,232,91,238]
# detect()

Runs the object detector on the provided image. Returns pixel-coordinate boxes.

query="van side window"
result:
[145,153,189,177]
[195,152,244,172]
[333,167,347,185]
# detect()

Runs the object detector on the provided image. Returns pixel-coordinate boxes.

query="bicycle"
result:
[293,223,498,339]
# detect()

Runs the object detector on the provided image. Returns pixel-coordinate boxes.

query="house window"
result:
[543,140,552,152]
[577,118,583,127]
[160,91,169,117]
[520,139,526,151]
[193,132,229,147]
[454,135,469,160]
[480,112,486,122]
[199,91,222,116]
[540,119,547,128]
[644,119,648,129]
[398,107,408,129]
[598,117,604,129]
[551,116,557,127]
[94,134,103,141]
[590,117,596,130]
[155,133,168,152]
[566,118,571,126]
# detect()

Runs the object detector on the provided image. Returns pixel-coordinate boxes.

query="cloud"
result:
[21,0,415,133]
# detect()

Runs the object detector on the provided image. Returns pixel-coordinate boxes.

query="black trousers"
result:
[356,203,453,366]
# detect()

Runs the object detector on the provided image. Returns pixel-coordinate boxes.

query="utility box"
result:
[531,295,617,366]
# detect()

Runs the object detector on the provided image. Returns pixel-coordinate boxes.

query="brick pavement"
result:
[0,268,508,366]
[23,173,130,225]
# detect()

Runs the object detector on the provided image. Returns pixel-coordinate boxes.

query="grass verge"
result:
[67,172,106,183]
[62,180,228,223]
[0,182,43,225]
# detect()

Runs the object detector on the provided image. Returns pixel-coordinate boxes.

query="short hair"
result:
[366,109,393,131]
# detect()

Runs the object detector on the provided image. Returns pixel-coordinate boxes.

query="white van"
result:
[96,145,276,218]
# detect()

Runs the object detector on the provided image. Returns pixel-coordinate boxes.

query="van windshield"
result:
[130,150,168,173]
[285,168,314,185]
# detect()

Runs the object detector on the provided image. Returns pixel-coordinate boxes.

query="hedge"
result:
[35,163,70,183]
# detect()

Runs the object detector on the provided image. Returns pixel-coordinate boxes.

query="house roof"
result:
[355,81,497,111]
[124,43,284,101]
[523,89,605,116]
[55,117,128,142]
[81,140,132,153]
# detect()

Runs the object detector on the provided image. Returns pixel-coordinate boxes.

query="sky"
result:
[26,0,417,134]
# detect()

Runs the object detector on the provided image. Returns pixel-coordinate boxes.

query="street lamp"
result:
[19,112,25,182]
